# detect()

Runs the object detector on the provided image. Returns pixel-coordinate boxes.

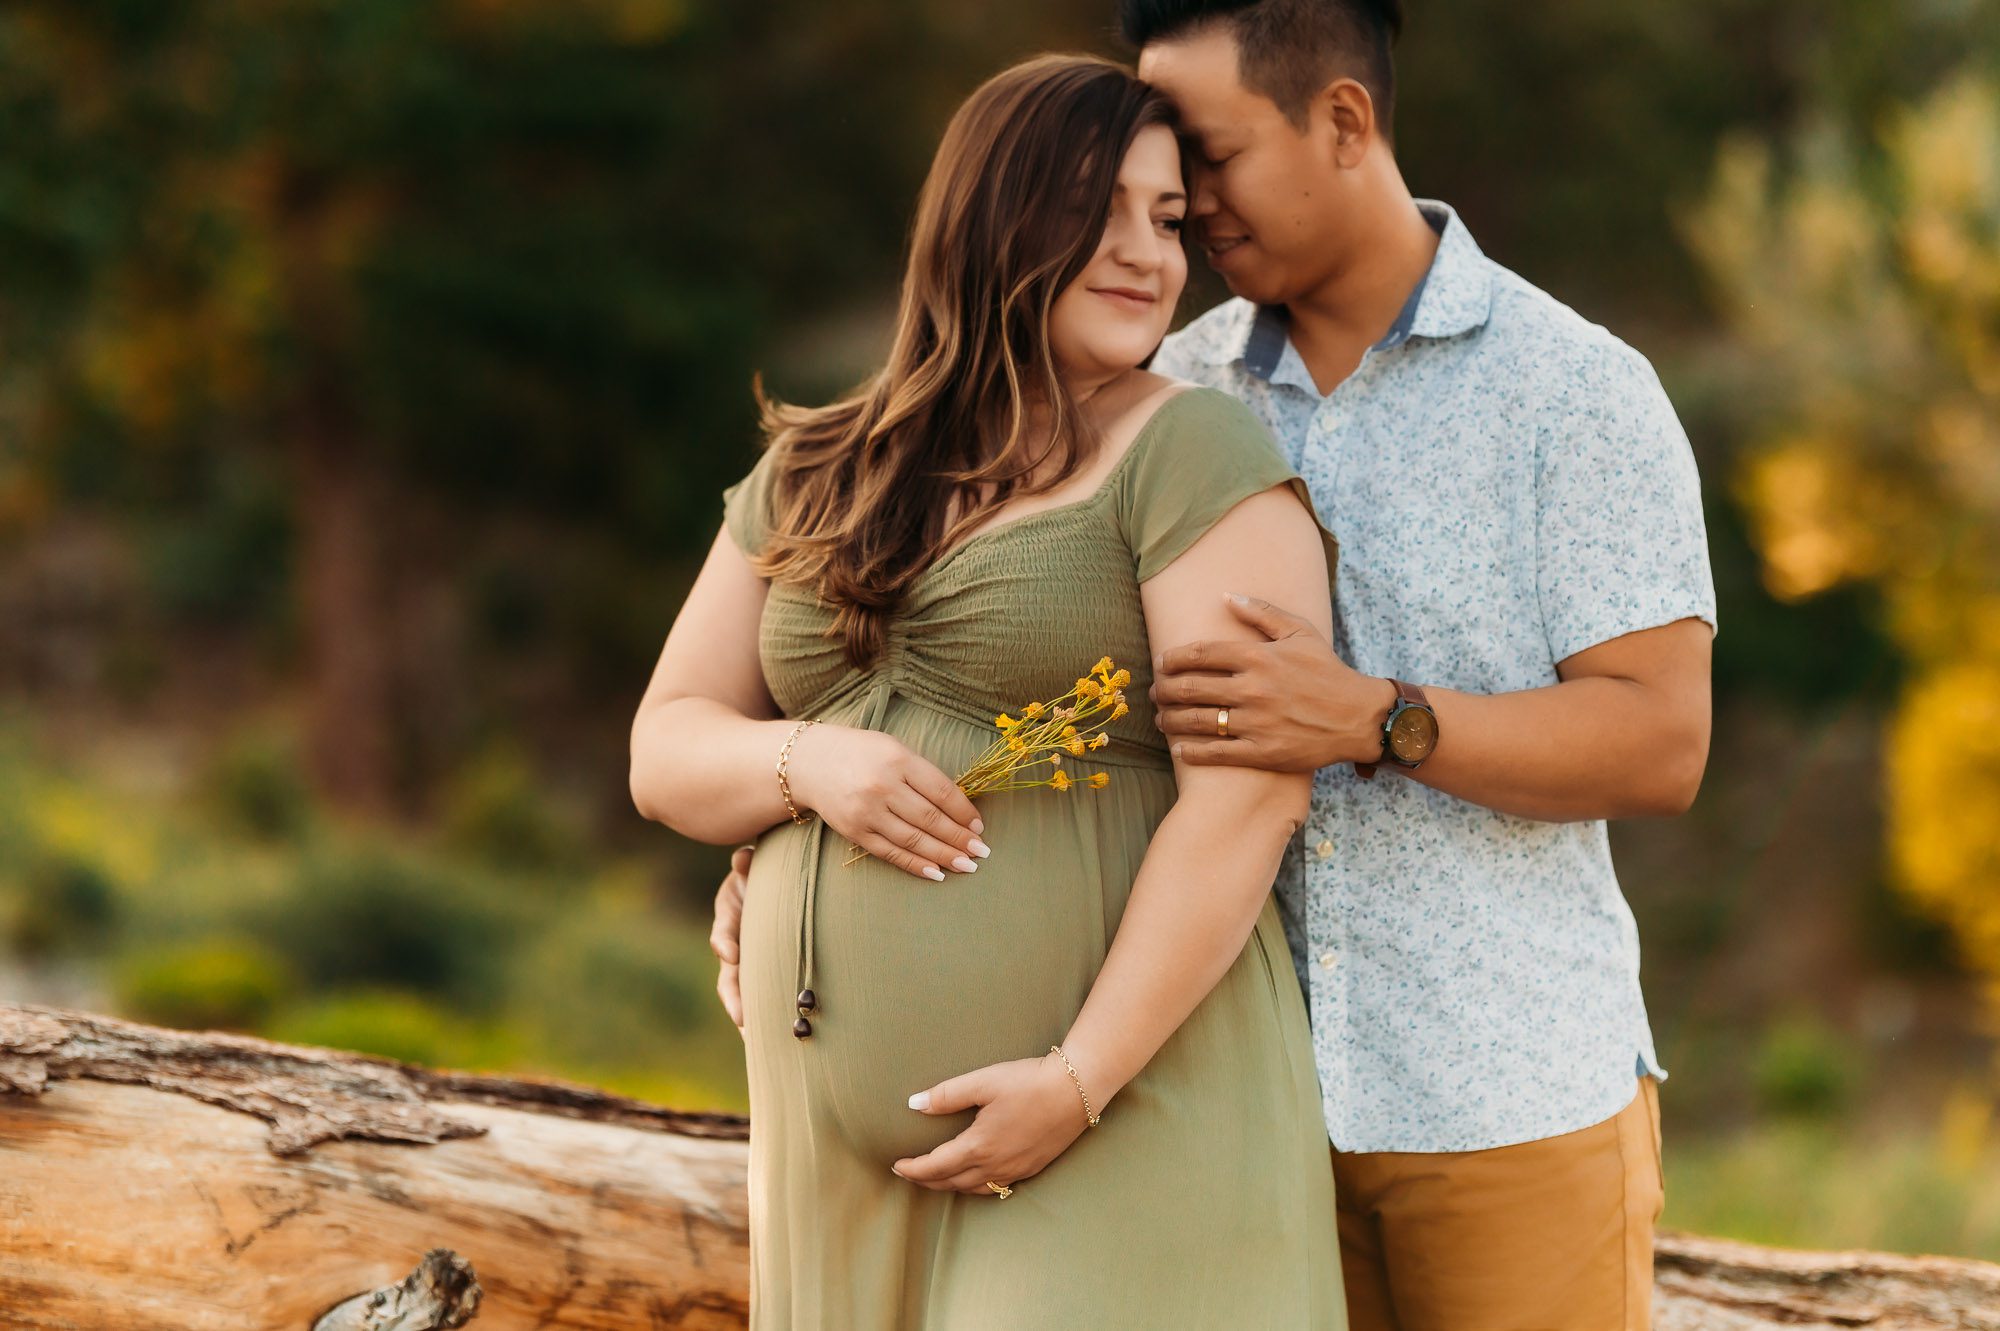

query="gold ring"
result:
[985,1181,1013,1199]
[1216,707,1230,738]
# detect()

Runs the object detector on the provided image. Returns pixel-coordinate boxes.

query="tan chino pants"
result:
[1330,1077,1665,1331]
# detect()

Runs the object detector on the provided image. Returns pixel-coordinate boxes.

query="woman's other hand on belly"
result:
[891,1052,1091,1194]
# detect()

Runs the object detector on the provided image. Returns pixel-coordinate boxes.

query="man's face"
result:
[1139,26,1347,306]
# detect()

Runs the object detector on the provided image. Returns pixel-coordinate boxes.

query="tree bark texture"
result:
[1,1004,1994,1329]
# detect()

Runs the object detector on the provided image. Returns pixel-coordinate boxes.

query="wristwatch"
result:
[1355,678,1438,780]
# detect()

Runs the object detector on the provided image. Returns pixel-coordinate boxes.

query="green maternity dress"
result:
[724,387,1347,1330]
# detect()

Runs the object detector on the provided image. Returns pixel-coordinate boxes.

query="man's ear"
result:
[1317,77,1378,168]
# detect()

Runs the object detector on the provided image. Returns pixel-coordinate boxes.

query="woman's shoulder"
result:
[720,444,785,556]
[1113,378,1285,483]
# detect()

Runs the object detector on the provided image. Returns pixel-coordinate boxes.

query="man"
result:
[712,2,1716,1326]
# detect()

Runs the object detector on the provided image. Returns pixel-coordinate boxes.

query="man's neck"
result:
[1284,188,1441,397]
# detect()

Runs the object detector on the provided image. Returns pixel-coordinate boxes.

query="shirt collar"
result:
[1212,199,1494,382]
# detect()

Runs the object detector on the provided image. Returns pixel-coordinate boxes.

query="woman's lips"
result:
[1090,287,1158,312]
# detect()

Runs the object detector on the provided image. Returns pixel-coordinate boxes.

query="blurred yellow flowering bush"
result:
[1687,70,2000,1000]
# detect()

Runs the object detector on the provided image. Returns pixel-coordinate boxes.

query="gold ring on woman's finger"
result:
[1216,707,1230,738]
[985,1181,1013,1199]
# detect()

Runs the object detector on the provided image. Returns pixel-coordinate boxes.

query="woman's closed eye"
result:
[1158,215,1186,235]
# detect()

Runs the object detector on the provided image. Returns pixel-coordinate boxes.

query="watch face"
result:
[1389,706,1438,763]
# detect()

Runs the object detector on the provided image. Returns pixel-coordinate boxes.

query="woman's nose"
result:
[1108,218,1162,271]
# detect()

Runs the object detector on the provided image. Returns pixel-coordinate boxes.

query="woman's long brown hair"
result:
[751,54,1181,669]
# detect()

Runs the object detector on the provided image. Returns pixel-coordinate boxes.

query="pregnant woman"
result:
[631,54,1345,1329]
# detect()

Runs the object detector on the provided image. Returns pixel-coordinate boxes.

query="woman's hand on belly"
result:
[891,1052,1090,1194]
[788,724,990,881]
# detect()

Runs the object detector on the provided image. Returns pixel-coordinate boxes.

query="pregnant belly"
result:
[740,805,1129,1167]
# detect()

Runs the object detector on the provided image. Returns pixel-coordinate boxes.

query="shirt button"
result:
[1315,839,1335,859]
[1318,952,1337,971]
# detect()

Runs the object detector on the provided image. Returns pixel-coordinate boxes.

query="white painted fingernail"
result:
[922,865,945,882]
[952,857,978,874]
[908,1092,931,1111]
[968,839,992,859]
[970,818,985,835]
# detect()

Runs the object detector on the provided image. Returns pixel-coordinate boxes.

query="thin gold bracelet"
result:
[776,719,819,826]
[1049,1044,1101,1128]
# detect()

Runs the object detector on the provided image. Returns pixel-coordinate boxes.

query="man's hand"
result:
[1151,593,1393,771]
[710,845,752,1031]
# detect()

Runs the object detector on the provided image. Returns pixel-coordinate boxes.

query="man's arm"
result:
[1413,616,1711,819]
[1157,338,1716,821]
[1151,599,1711,822]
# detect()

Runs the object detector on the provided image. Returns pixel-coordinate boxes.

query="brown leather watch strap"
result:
[1355,678,1430,780]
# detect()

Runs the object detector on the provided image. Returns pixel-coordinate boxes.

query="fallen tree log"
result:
[0,1003,1994,1329]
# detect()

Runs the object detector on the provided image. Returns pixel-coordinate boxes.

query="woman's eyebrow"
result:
[1110,181,1188,205]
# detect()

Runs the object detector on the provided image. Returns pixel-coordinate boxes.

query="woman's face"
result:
[1047,123,1189,386]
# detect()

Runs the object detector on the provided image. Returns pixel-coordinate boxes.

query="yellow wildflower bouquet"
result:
[842,656,1129,866]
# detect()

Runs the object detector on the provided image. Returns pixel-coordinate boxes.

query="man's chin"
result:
[1211,264,1286,307]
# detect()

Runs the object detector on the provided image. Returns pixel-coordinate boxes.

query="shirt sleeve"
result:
[1118,388,1339,586]
[1535,341,1718,664]
[719,448,779,557]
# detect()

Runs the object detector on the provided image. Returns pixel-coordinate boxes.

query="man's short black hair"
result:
[1120,0,1401,136]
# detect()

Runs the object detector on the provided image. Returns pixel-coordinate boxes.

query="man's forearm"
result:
[1402,675,1708,821]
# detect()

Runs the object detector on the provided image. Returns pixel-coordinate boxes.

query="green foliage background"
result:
[1,0,1999,1260]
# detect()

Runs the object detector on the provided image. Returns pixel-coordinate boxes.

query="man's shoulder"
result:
[1152,297,1258,378]
[1479,262,1658,393]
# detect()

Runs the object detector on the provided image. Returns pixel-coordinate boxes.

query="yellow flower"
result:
[1112,701,1129,719]
[1051,771,1073,791]
[1067,739,1086,755]
[1077,678,1103,699]
[1086,772,1110,789]
[1007,735,1027,752]
[995,713,1021,731]
[1089,733,1110,750]
[1022,702,1046,719]
[1092,656,1115,680]
[1110,668,1132,688]
[1062,725,1078,738]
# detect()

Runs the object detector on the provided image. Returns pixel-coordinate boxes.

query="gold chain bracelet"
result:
[776,719,819,826]
[1049,1044,1101,1128]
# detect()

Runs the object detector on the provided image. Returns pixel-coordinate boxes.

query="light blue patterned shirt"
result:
[1151,200,1718,1154]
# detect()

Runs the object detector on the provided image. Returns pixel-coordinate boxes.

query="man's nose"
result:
[1191,175,1222,219]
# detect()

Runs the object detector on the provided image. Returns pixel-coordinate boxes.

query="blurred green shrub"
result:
[264,987,515,1070]
[6,854,119,958]
[1753,1014,1862,1119]
[202,725,313,842]
[114,935,295,1032]
[1667,1114,2000,1261]
[507,883,726,1067]
[245,841,531,1017]
[439,741,589,876]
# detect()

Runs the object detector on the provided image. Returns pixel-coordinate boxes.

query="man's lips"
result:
[1204,235,1250,264]
[1090,286,1158,311]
